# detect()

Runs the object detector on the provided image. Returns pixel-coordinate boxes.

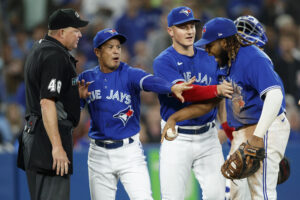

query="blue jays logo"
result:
[113,105,134,126]
[202,26,206,33]
[105,29,117,35]
[179,9,191,16]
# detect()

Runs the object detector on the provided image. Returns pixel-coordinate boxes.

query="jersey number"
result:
[48,79,62,94]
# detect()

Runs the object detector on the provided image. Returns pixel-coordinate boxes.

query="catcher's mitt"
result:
[277,156,290,185]
[221,142,265,180]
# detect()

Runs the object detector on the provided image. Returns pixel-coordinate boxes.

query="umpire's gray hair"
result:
[48,29,59,36]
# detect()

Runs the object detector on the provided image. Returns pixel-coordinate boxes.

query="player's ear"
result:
[94,47,101,57]
[167,27,174,38]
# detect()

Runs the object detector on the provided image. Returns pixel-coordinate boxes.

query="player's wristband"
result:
[221,122,234,141]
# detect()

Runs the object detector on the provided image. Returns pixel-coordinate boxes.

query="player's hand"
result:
[52,146,70,176]
[161,117,177,143]
[78,79,93,99]
[247,135,264,148]
[171,77,195,103]
[217,80,233,99]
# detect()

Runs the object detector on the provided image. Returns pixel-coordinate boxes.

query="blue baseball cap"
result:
[93,28,127,48]
[167,6,200,27]
[195,17,237,46]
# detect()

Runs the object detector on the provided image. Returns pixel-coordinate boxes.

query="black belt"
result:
[95,138,134,149]
[178,122,215,135]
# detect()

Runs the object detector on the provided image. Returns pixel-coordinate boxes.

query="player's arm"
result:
[178,80,233,102]
[40,98,70,176]
[217,99,234,141]
[248,88,283,147]
[141,75,194,102]
[161,98,221,142]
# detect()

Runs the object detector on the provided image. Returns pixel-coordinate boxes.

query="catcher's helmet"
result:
[234,15,268,47]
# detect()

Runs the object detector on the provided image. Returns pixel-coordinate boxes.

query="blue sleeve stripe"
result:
[260,85,282,98]
[140,74,153,90]
[172,79,185,84]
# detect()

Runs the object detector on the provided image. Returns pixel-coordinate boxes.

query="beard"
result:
[217,48,229,67]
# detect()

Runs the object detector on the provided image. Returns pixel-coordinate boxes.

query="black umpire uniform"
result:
[17,9,88,200]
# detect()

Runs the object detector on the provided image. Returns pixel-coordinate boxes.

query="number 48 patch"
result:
[48,79,62,94]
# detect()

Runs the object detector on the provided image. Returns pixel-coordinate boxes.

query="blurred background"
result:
[0,0,299,199]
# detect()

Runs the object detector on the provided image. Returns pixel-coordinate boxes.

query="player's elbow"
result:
[266,88,283,104]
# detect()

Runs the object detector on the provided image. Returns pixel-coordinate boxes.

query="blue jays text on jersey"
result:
[216,45,285,129]
[78,62,172,140]
[153,46,218,126]
[88,89,131,105]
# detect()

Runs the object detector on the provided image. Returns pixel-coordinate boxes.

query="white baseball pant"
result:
[88,134,153,200]
[160,121,225,200]
[229,112,290,200]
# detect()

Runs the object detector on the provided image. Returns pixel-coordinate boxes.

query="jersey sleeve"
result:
[246,56,282,99]
[142,75,172,93]
[153,56,185,84]
[39,52,67,100]
[127,67,152,91]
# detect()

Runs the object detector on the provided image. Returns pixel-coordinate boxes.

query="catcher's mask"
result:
[234,15,268,48]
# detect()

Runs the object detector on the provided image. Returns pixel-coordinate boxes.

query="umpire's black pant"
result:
[23,131,70,200]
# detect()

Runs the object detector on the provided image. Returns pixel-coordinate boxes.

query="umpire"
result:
[17,8,88,200]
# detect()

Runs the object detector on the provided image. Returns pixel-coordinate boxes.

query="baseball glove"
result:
[221,142,265,180]
[277,156,290,185]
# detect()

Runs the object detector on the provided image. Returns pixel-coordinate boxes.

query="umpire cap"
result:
[167,6,200,27]
[195,17,237,46]
[48,8,89,30]
[93,28,127,48]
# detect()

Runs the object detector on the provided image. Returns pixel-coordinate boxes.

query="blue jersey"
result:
[153,46,218,126]
[79,62,165,140]
[217,45,285,129]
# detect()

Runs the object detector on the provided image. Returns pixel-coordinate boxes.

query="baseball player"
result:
[153,7,234,200]
[220,15,290,200]
[78,28,200,200]
[195,17,290,199]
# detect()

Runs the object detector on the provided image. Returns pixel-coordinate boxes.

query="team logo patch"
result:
[105,29,117,35]
[113,105,134,126]
[231,82,245,116]
[179,9,191,16]
[202,26,206,33]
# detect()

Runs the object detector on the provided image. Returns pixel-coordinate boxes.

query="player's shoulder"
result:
[118,62,134,73]
[240,45,265,58]
[195,46,216,63]
[154,46,175,62]
[195,46,211,57]
[238,45,274,72]
[240,45,272,63]
[79,66,99,79]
